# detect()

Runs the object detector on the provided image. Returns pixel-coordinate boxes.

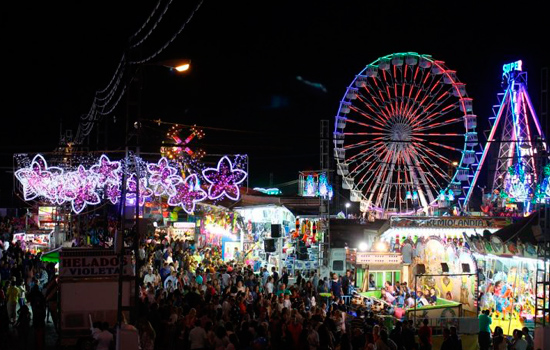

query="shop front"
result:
[234,205,295,271]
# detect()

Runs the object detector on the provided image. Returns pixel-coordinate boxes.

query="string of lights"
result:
[129,0,175,50]
[72,0,204,146]
[128,0,165,43]
[129,0,204,65]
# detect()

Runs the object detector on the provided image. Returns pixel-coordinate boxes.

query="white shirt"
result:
[513,338,527,350]
[283,299,292,309]
[222,273,231,288]
[265,282,274,294]
[93,330,114,350]
[189,326,207,349]
[144,273,156,286]
[164,275,178,290]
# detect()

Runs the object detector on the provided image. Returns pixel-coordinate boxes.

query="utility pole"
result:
[320,120,331,269]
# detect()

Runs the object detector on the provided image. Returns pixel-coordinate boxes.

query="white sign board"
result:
[356,253,403,265]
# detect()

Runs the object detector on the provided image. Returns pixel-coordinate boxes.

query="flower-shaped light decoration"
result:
[167,174,207,214]
[126,174,153,206]
[105,183,121,205]
[147,157,180,196]
[90,154,121,186]
[202,156,248,201]
[14,154,64,202]
[62,165,101,214]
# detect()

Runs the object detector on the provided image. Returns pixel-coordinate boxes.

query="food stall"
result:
[13,229,54,254]
[168,221,196,241]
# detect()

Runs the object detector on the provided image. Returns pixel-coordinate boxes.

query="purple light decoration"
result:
[105,183,121,204]
[90,154,121,186]
[202,156,248,201]
[167,174,207,214]
[14,153,248,214]
[126,174,153,206]
[63,165,101,214]
[14,154,63,201]
[147,157,179,196]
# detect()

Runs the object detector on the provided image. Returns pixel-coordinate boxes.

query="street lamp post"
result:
[345,202,350,218]
[117,58,191,327]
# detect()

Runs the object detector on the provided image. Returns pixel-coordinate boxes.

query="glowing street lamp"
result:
[156,59,192,73]
[345,202,351,217]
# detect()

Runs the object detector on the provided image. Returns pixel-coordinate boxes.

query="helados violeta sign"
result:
[60,249,134,277]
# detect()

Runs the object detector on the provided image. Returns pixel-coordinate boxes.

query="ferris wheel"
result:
[333,52,479,218]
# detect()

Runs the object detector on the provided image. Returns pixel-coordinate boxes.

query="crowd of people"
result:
[478,309,536,350]
[0,214,544,350]
[0,222,57,350]
[129,234,462,350]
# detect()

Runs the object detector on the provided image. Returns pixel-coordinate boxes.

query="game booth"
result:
[350,241,465,327]
[196,206,244,262]
[370,215,546,335]
[463,228,543,335]
[353,217,509,324]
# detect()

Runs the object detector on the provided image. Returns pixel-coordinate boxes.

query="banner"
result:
[390,216,511,229]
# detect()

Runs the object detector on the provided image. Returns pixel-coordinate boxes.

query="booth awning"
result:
[40,247,61,263]
[492,212,539,244]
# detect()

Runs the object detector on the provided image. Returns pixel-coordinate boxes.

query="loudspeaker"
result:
[441,263,449,273]
[462,263,470,273]
[416,264,426,274]
[264,238,276,252]
[271,224,281,238]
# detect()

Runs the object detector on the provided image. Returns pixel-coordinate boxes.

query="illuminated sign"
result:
[355,252,403,265]
[253,187,282,195]
[502,60,522,76]
[173,222,195,229]
[390,216,511,229]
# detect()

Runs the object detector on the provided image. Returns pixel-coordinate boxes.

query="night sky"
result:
[1,1,549,208]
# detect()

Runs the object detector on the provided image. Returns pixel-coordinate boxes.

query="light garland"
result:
[14,153,248,214]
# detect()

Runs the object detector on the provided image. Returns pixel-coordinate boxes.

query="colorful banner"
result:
[462,233,537,258]
[390,216,511,229]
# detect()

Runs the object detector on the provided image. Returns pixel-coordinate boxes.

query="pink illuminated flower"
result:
[126,174,153,206]
[167,174,207,213]
[14,154,63,201]
[62,165,101,214]
[90,155,121,185]
[147,157,179,196]
[202,156,247,201]
[105,183,121,205]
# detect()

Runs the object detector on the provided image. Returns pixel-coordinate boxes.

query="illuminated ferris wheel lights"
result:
[334,52,480,217]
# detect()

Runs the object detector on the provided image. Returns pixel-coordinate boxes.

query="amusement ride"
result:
[333,52,481,218]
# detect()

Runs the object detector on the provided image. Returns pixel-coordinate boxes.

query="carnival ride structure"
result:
[468,60,548,215]
[334,53,481,218]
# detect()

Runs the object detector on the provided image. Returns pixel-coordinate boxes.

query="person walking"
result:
[521,327,534,350]
[6,280,19,324]
[189,319,208,350]
[510,329,527,350]
[478,310,492,350]
[418,318,432,350]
